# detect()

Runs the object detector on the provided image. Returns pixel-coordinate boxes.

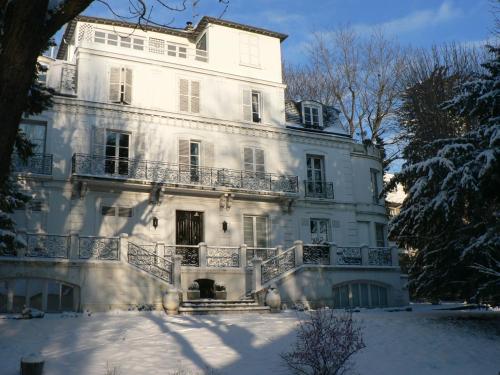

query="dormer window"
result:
[302,102,322,128]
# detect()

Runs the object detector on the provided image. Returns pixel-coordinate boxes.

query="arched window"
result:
[332,282,388,308]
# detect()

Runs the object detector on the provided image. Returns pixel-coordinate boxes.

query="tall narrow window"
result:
[179,79,200,113]
[243,215,268,248]
[310,218,329,244]
[179,140,200,182]
[303,105,321,127]
[19,122,46,154]
[109,67,132,105]
[105,131,129,176]
[370,169,380,203]
[306,155,325,195]
[375,223,386,247]
[243,90,262,122]
[243,147,265,176]
[251,91,261,122]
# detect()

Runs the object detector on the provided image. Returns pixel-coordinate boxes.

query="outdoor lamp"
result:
[152,216,159,230]
[222,221,228,232]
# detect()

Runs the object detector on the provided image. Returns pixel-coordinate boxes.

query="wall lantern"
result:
[222,221,228,233]
[152,216,159,230]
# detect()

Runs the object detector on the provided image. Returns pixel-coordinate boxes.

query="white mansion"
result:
[0,16,408,313]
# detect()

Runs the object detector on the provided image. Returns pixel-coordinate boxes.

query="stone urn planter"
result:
[214,282,226,300]
[265,285,281,312]
[187,281,200,300]
[162,287,180,315]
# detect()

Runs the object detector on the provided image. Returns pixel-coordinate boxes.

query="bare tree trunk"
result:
[0,0,92,182]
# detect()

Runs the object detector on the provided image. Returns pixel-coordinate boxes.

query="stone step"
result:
[179,305,270,315]
[181,302,260,308]
[183,299,256,304]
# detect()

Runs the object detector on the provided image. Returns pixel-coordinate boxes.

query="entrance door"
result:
[176,211,203,266]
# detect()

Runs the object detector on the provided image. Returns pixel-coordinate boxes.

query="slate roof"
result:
[285,100,343,130]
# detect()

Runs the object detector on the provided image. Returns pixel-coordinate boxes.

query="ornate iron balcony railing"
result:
[128,242,173,283]
[261,245,296,285]
[72,154,299,194]
[303,244,330,265]
[12,153,53,175]
[304,180,334,199]
[368,247,392,266]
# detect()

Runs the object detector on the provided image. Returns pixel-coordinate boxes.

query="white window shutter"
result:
[243,147,254,171]
[123,68,133,104]
[256,217,268,247]
[109,67,121,103]
[178,139,190,167]
[242,89,251,121]
[243,216,254,247]
[203,141,214,167]
[179,79,189,112]
[191,81,200,113]
[255,148,265,173]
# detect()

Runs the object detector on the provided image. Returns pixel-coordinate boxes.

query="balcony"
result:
[12,153,53,175]
[71,154,299,195]
[303,180,334,199]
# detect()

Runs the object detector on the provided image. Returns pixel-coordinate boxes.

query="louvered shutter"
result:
[243,216,255,247]
[203,141,214,167]
[243,147,254,172]
[256,217,268,247]
[123,68,133,104]
[191,81,200,113]
[178,139,190,172]
[255,149,265,173]
[242,89,251,121]
[109,67,121,103]
[179,79,189,112]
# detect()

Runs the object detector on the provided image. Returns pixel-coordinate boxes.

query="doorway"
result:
[195,279,215,299]
[176,210,203,266]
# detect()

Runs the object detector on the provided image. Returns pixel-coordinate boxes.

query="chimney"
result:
[185,21,194,31]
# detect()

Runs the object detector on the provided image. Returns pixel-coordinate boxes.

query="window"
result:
[179,79,200,113]
[167,44,187,58]
[37,63,48,85]
[302,104,321,128]
[239,33,259,67]
[95,30,143,50]
[375,223,386,247]
[179,140,200,182]
[243,215,268,248]
[306,155,325,195]
[105,131,129,175]
[109,67,133,104]
[243,90,262,122]
[101,206,133,218]
[196,33,208,62]
[310,218,329,244]
[149,37,165,54]
[370,169,380,203]
[332,282,388,308]
[19,122,46,154]
[243,147,265,175]
[101,206,115,216]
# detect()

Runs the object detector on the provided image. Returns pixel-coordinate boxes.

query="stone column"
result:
[69,231,79,260]
[294,240,304,267]
[329,242,338,266]
[361,244,370,266]
[119,233,129,263]
[16,228,27,258]
[156,242,165,266]
[251,257,263,292]
[239,244,247,268]
[173,254,182,289]
[390,246,400,267]
[199,242,207,268]
[276,245,284,255]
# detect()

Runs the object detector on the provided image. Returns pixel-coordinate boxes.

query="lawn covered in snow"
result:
[1,304,499,375]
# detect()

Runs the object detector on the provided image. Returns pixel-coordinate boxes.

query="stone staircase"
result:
[179,298,270,315]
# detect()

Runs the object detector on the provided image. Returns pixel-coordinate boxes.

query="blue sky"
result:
[73,0,496,64]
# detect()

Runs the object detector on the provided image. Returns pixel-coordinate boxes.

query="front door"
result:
[176,211,203,266]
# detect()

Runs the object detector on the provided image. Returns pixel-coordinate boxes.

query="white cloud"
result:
[354,1,463,36]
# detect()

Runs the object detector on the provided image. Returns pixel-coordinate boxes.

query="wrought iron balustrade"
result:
[164,245,200,266]
[72,154,299,194]
[304,180,334,199]
[12,153,53,175]
[368,247,392,266]
[246,247,278,266]
[261,246,296,284]
[207,246,239,268]
[24,233,70,259]
[128,242,173,283]
[78,236,119,260]
[303,244,330,265]
[336,247,362,265]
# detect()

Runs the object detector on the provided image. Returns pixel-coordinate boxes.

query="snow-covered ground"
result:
[1,304,499,375]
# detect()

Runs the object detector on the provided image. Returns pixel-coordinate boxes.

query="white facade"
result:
[1,16,408,312]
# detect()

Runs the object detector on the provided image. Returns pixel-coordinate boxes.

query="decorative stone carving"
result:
[265,285,281,312]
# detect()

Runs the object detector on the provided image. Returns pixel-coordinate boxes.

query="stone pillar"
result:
[199,242,207,268]
[361,244,370,266]
[173,254,182,289]
[239,244,247,268]
[294,240,304,267]
[16,228,27,258]
[119,233,129,263]
[156,242,165,266]
[69,231,79,260]
[329,242,338,265]
[251,257,263,292]
[276,245,284,255]
[391,246,400,267]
